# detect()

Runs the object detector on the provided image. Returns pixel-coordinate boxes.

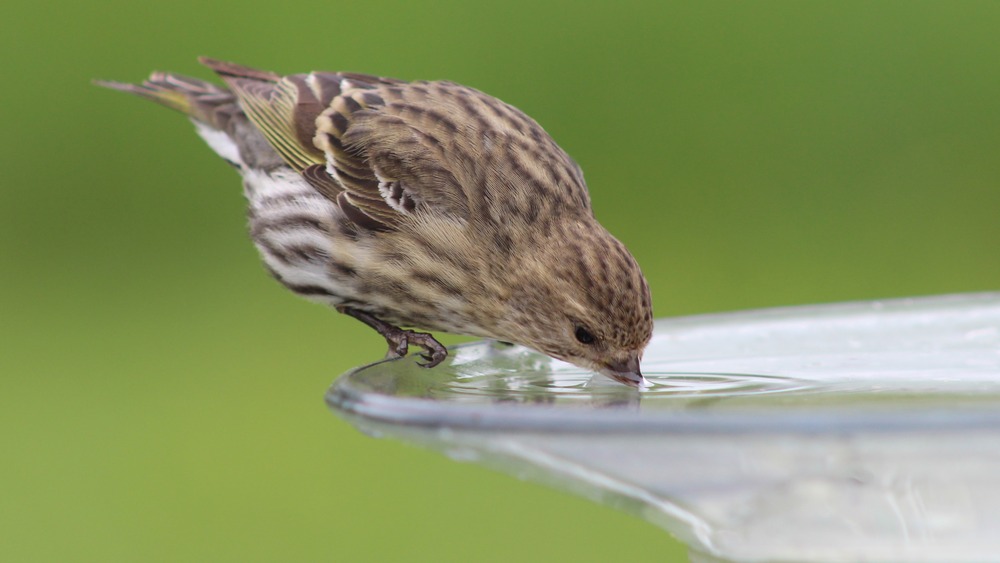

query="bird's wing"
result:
[314,80,475,227]
[203,59,591,232]
[203,58,439,231]
[331,80,594,226]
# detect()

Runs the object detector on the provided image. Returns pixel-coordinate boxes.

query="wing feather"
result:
[201,58,325,171]
[198,59,590,235]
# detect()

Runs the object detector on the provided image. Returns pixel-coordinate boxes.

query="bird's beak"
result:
[601,355,644,387]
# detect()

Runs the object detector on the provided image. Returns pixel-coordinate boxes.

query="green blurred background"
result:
[2,0,998,561]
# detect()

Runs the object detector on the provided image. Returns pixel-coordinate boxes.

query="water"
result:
[328,293,1000,562]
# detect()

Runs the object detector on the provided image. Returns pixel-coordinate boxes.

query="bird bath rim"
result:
[329,372,1000,434]
[327,291,1000,435]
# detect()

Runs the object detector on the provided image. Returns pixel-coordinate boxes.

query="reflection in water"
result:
[361,339,819,411]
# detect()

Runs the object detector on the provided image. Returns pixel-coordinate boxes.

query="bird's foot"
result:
[405,331,448,368]
[338,306,448,368]
[381,328,448,367]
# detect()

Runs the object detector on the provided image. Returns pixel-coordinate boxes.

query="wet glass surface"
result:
[328,293,1000,562]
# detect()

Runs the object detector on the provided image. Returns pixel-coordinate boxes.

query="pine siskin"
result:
[97,58,653,385]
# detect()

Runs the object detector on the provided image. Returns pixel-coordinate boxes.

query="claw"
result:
[415,348,443,368]
[408,332,448,368]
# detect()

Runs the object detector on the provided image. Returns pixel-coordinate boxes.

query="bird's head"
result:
[496,219,653,386]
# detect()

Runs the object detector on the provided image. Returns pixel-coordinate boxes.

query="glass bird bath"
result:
[327,293,1000,562]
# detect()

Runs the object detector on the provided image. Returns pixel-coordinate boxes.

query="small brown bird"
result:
[98,58,653,385]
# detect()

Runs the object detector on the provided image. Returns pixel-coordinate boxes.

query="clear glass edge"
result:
[326,361,1000,435]
[326,292,1000,434]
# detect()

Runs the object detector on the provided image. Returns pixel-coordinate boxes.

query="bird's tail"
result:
[95,59,291,169]
[94,69,239,131]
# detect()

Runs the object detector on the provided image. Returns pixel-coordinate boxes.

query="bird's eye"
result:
[574,326,596,345]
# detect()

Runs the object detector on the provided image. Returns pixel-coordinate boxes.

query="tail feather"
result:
[198,57,281,82]
[95,72,237,131]
[95,64,287,170]
[97,58,400,173]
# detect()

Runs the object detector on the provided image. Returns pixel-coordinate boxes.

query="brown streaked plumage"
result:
[96,58,653,385]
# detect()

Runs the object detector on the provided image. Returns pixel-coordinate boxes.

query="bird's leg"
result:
[337,306,409,358]
[337,306,448,368]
